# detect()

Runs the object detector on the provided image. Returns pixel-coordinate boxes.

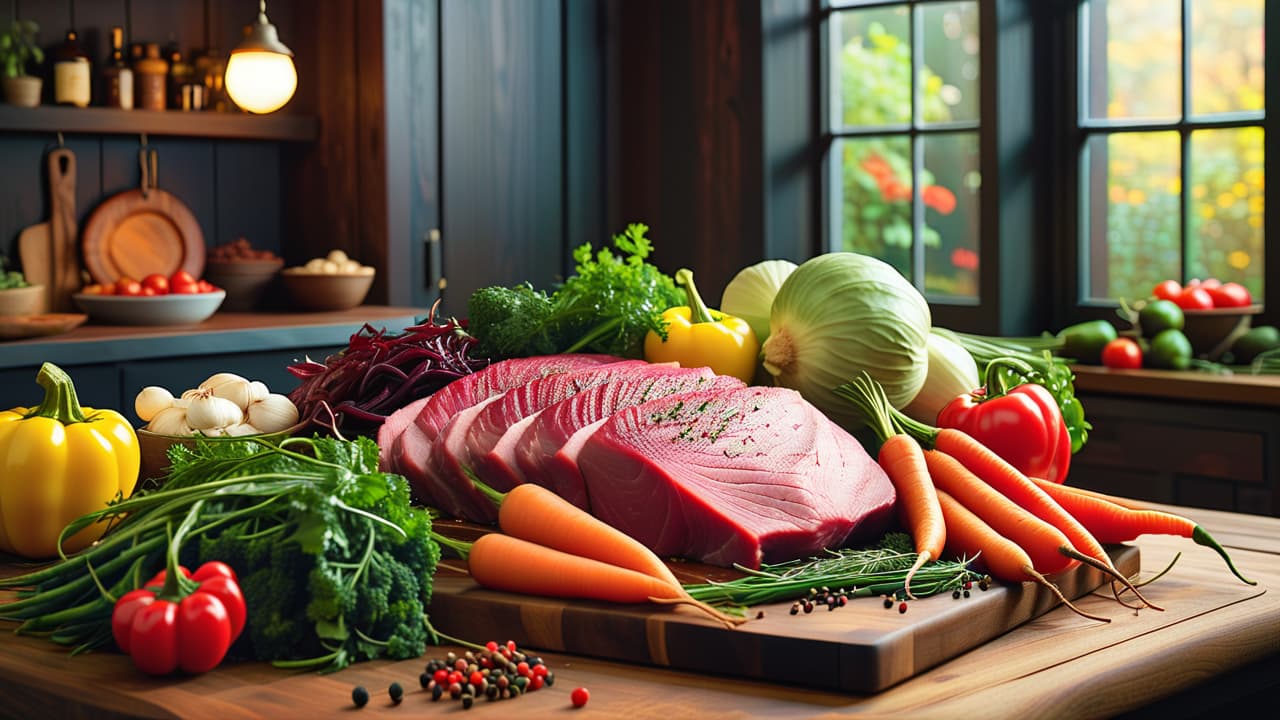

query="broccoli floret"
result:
[466,283,558,359]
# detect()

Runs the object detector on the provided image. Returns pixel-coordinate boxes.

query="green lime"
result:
[1229,325,1280,364]
[1147,328,1193,370]
[1138,299,1184,336]
[1056,319,1118,365]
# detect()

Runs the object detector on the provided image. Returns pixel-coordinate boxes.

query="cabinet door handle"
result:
[425,229,445,294]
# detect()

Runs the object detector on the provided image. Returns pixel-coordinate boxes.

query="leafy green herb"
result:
[466,223,686,360]
[0,256,28,289]
[0,435,442,673]
[682,533,979,608]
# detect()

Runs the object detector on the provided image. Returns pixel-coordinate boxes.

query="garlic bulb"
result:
[249,381,270,404]
[147,406,193,436]
[200,373,255,410]
[246,393,299,433]
[185,388,245,430]
[134,386,175,422]
[224,422,261,436]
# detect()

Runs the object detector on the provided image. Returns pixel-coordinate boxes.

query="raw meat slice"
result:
[381,353,619,509]
[515,368,740,508]
[574,385,896,569]
[378,396,429,470]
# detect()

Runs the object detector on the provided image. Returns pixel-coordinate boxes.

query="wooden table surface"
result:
[2,503,1277,720]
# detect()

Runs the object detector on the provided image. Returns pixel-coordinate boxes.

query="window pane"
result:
[839,136,914,281]
[1190,0,1264,116]
[919,1,979,126]
[1083,0,1181,121]
[1188,127,1264,300]
[834,5,911,128]
[1083,131,1181,301]
[923,133,980,299]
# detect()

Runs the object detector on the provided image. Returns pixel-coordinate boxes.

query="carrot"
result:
[931,427,1161,610]
[923,448,1079,576]
[935,489,1109,623]
[1028,477,1255,585]
[471,480,683,588]
[494,482,684,588]
[465,532,743,627]
[834,374,945,600]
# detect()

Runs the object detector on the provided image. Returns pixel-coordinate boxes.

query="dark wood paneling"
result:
[0,364,121,417]
[214,141,281,253]
[438,0,564,315]
[355,0,389,306]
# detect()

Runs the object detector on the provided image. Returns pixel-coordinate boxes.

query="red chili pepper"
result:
[936,358,1072,483]
[111,560,246,675]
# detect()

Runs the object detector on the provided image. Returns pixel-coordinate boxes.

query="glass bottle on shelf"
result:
[165,42,195,109]
[101,26,133,110]
[135,43,169,111]
[53,30,91,107]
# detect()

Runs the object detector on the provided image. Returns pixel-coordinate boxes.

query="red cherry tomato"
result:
[1174,286,1214,310]
[1206,282,1252,308]
[141,273,170,294]
[197,279,216,293]
[141,286,157,296]
[1101,337,1144,369]
[170,270,201,294]
[1151,279,1182,301]
[1198,277,1222,290]
[115,277,144,296]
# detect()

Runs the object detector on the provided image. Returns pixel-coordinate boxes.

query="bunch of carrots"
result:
[438,482,745,629]
[836,373,1255,622]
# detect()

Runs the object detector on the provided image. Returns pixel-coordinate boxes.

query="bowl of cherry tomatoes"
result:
[74,270,225,326]
[1151,277,1262,358]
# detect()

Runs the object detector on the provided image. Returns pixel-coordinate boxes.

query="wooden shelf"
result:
[0,104,318,142]
[1072,364,1280,408]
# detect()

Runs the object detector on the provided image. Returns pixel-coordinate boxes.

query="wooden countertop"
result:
[1072,364,1280,407]
[1,503,1276,719]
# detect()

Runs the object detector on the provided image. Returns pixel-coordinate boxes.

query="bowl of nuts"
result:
[204,238,285,312]
[281,250,376,312]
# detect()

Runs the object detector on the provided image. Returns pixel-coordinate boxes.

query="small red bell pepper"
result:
[111,559,246,675]
[936,357,1072,483]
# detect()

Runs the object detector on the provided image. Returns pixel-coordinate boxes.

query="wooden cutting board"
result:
[427,544,1140,694]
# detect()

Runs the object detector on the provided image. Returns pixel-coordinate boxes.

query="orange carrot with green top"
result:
[935,488,1109,623]
[835,374,945,599]
[1028,477,1255,585]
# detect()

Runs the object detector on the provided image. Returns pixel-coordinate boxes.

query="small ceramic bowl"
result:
[280,270,375,312]
[1181,304,1263,359]
[74,291,226,326]
[204,258,284,311]
[0,284,47,316]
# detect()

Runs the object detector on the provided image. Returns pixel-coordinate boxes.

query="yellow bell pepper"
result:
[0,362,140,559]
[644,268,760,383]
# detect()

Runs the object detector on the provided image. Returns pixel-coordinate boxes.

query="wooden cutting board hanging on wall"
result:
[16,145,78,313]
[81,143,206,286]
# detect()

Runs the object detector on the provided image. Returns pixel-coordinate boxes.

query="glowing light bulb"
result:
[225,50,297,114]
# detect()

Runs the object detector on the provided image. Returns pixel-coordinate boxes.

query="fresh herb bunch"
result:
[467,223,687,360]
[0,435,442,673]
[682,533,980,608]
[0,256,28,289]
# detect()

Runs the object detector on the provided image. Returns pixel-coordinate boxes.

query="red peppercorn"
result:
[530,675,545,691]
[485,640,499,652]
[447,670,463,685]
[898,601,908,614]
[533,664,549,678]
[516,661,531,677]
[470,670,485,687]
[570,686,590,708]
[433,668,449,685]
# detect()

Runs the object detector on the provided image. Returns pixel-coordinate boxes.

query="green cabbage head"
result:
[762,252,931,431]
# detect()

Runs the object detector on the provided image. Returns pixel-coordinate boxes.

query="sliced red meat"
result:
[574,385,896,569]
[515,368,740,508]
[462,360,655,492]
[378,396,430,470]
[382,353,619,510]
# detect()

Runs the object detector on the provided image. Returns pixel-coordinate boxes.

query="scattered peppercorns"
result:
[571,686,590,708]
[351,685,369,708]
[388,682,404,704]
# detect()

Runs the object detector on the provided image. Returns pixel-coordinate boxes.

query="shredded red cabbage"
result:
[287,310,489,433]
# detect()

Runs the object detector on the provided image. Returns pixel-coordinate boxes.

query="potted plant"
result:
[0,19,44,107]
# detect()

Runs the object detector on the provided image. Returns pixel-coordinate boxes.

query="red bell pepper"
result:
[936,357,1072,483]
[111,560,246,675]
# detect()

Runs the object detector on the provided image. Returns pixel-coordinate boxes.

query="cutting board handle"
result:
[47,147,80,313]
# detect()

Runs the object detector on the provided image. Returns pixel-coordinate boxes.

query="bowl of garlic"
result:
[134,372,304,482]
[280,249,376,312]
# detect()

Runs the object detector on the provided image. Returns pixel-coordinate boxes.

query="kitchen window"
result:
[822,0,983,304]
[1076,0,1266,306]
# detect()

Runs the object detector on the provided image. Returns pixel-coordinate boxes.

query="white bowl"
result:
[73,291,226,326]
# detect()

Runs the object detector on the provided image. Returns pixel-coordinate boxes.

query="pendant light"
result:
[224,0,296,114]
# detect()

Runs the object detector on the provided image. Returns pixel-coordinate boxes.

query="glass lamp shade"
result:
[225,50,297,114]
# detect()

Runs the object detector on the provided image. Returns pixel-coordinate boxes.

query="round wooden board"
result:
[81,189,205,285]
[0,313,88,341]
